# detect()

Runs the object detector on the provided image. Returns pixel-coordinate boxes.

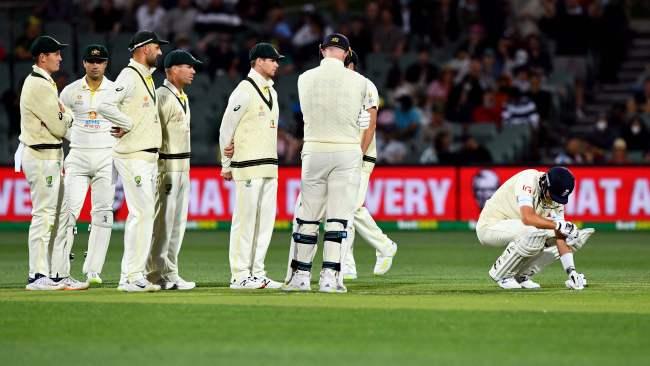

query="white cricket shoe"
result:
[517,277,541,289]
[282,270,311,292]
[496,277,522,289]
[257,276,282,289]
[56,276,89,291]
[25,276,65,291]
[374,241,398,275]
[120,278,161,293]
[87,272,103,286]
[171,277,196,291]
[230,276,263,290]
[342,264,357,280]
[319,269,347,293]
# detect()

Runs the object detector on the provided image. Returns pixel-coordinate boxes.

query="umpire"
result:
[17,35,75,290]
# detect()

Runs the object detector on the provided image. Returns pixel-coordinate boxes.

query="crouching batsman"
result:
[476,166,594,290]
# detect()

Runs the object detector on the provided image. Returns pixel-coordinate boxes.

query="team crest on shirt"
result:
[143,95,150,107]
[270,119,275,128]
[258,105,265,117]
[88,111,97,119]
[134,176,142,186]
[45,176,53,187]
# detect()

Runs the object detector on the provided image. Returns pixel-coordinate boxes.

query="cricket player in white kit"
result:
[284,34,368,293]
[220,43,283,290]
[147,50,201,291]
[17,35,81,290]
[59,44,115,286]
[476,166,595,290]
[99,31,168,292]
[284,50,396,282]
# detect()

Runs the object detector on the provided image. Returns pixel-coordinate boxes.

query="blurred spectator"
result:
[512,65,531,93]
[236,0,271,23]
[405,47,439,88]
[36,0,77,21]
[264,6,293,48]
[456,24,488,57]
[408,0,437,44]
[392,95,421,140]
[163,0,198,40]
[2,85,21,139]
[609,138,631,164]
[494,34,515,77]
[621,115,650,151]
[205,34,237,78]
[526,34,552,75]
[195,0,242,34]
[53,71,70,93]
[434,130,458,164]
[481,48,499,83]
[328,0,352,28]
[292,10,327,66]
[502,88,540,128]
[427,65,455,109]
[14,16,42,61]
[588,113,618,150]
[372,8,405,56]
[91,0,123,34]
[277,128,301,164]
[347,16,372,64]
[447,57,485,122]
[555,137,587,164]
[527,71,552,120]
[540,0,594,81]
[419,141,438,164]
[456,134,492,164]
[595,0,629,83]
[136,0,166,34]
[472,89,501,124]
[627,77,650,115]
[458,0,481,29]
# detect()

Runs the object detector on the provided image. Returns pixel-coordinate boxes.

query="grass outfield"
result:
[1,230,649,365]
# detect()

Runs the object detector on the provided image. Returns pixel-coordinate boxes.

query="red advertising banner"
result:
[459,167,650,221]
[0,166,458,222]
[1,166,649,223]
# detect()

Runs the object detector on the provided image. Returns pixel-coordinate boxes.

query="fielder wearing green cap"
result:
[219,42,283,290]
[18,34,77,291]
[476,166,594,291]
[147,49,202,291]
[57,42,115,287]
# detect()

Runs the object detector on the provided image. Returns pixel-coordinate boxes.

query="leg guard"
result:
[489,229,547,281]
[83,211,113,274]
[567,228,595,251]
[323,219,348,271]
[516,246,560,279]
[290,218,320,273]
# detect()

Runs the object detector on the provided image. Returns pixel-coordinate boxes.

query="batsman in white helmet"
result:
[476,166,595,290]
[59,44,115,286]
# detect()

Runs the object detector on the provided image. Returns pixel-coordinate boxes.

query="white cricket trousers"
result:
[344,165,394,268]
[229,177,278,282]
[21,148,69,278]
[293,149,361,269]
[113,156,157,282]
[476,219,555,248]
[148,169,190,282]
[64,148,115,275]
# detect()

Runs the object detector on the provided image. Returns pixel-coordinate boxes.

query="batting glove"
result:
[565,270,586,290]
[555,220,578,240]
[357,110,370,129]
[567,228,595,251]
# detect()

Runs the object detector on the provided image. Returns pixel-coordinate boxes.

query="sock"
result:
[560,252,575,274]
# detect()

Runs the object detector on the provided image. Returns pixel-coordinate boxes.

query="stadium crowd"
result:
[1,0,649,166]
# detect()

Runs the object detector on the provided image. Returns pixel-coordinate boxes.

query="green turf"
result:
[1,230,649,365]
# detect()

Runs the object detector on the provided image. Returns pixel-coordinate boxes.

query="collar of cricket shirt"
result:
[82,75,110,92]
[128,58,156,76]
[320,57,344,68]
[247,68,274,89]
[31,65,56,86]
[163,78,187,112]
